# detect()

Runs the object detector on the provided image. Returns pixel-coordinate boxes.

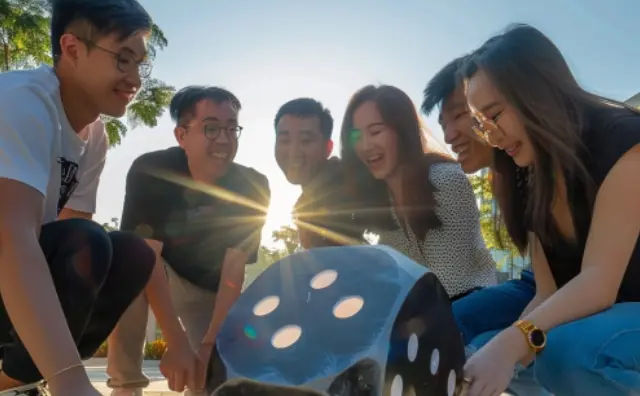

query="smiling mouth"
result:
[504,142,521,157]
[366,153,383,167]
[211,152,229,160]
[114,89,136,101]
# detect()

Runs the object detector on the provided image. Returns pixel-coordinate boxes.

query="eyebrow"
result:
[366,122,385,129]
[202,117,237,124]
[480,102,501,114]
[119,46,148,60]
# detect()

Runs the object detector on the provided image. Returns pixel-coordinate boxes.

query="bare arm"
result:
[519,235,557,318]
[495,145,640,362]
[141,239,201,392]
[0,180,96,394]
[523,145,640,331]
[143,239,191,347]
[202,247,247,344]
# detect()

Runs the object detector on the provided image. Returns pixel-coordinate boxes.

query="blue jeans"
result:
[469,303,640,396]
[452,270,536,345]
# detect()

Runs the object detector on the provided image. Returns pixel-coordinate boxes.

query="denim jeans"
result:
[452,270,536,345]
[468,302,640,395]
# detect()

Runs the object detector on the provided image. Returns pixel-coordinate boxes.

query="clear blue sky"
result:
[95,0,640,246]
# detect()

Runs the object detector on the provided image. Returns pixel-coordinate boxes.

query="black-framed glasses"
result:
[75,36,153,78]
[183,123,243,141]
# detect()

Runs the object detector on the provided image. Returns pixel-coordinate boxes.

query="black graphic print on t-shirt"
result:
[57,157,79,213]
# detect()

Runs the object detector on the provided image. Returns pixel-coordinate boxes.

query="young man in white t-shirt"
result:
[0,1,199,395]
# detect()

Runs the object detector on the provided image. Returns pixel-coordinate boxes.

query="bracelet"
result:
[46,363,84,382]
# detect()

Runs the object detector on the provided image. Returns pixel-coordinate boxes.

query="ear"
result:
[174,126,187,148]
[326,139,334,158]
[58,33,82,65]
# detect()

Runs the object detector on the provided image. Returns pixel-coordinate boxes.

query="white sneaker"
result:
[0,381,49,396]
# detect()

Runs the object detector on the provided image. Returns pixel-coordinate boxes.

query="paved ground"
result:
[86,358,178,396]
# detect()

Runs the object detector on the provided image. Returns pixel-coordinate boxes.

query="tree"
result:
[271,225,300,256]
[101,217,119,231]
[468,170,523,275]
[0,0,50,71]
[0,0,175,146]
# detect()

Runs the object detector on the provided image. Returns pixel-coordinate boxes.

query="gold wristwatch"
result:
[514,319,547,353]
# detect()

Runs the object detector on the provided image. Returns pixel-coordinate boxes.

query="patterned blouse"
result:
[376,162,497,297]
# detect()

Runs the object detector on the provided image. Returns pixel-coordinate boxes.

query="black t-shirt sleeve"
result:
[120,156,165,241]
[224,170,270,263]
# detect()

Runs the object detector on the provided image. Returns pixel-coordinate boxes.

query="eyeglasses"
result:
[182,123,243,141]
[75,36,153,78]
[464,78,505,147]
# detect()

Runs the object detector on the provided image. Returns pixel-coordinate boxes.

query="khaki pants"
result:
[107,260,216,396]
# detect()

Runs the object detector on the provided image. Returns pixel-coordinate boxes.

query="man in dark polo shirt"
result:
[274,98,363,248]
[107,86,270,396]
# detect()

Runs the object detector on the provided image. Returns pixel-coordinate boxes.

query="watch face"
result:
[530,329,546,347]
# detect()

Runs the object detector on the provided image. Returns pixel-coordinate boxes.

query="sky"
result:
[94,0,640,247]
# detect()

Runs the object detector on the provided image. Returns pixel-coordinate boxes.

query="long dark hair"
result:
[340,85,451,241]
[461,24,638,251]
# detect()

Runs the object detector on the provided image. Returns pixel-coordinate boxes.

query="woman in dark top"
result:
[459,24,640,396]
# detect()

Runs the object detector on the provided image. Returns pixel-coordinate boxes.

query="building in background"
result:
[626,93,640,108]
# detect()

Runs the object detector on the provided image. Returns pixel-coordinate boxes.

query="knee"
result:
[535,325,591,393]
[61,219,113,286]
[108,231,155,287]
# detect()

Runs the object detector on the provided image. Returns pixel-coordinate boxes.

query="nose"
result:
[484,123,504,148]
[213,128,231,144]
[443,123,459,145]
[123,69,142,93]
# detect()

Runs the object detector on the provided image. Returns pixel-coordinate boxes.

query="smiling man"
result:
[423,56,538,362]
[0,0,156,395]
[107,86,270,396]
[274,98,363,248]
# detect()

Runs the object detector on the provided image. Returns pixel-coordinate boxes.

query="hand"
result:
[159,338,200,392]
[463,333,523,396]
[195,340,215,391]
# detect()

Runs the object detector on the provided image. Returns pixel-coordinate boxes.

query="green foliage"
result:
[103,117,128,146]
[144,338,167,360]
[468,170,522,272]
[101,217,120,231]
[127,78,175,129]
[271,225,300,256]
[0,0,51,71]
[1,2,175,146]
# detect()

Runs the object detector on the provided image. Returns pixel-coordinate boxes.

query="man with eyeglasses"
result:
[0,1,158,395]
[107,86,270,396]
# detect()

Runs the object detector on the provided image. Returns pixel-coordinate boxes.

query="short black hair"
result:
[169,86,242,124]
[274,98,333,140]
[421,55,469,116]
[51,0,152,62]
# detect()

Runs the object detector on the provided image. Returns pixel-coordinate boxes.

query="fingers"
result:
[170,370,186,393]
[186,358,202,392]
[195,354,208,391]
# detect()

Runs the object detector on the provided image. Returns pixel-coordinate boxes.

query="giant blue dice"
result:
[211,245,466,395]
